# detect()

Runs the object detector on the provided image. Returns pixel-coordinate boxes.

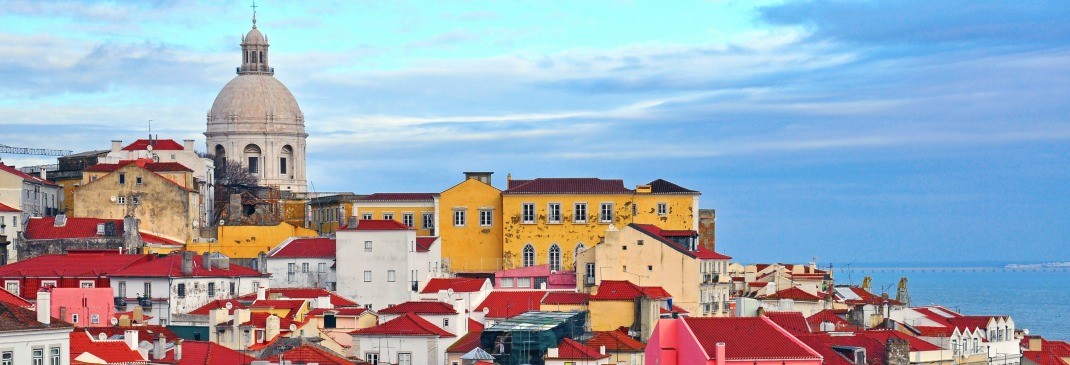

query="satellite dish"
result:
[98,333,107,340]
[447,288,454,297]
[482,307,490,315]
[147,145,153,152]
[288,324,297,332]
[110,317,119,326]
[110,196,117,202]
[225,302,233,310]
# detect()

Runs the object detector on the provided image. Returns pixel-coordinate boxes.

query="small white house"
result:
[337,220,442,310]
[266,237,336,290]
[350,313,456,364]
[0,290,73,365]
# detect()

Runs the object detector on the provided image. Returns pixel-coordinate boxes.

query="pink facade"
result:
[494,264,576,290]
[645,317,823,365]
[51,287,115,328]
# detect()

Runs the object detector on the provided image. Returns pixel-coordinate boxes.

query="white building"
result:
[0,290,74,365]
[350,313,456,365]
[889,306,1022,365]
[110,251,268,326]
[377,299,468,336]
[266,237,336,290]
[0,203,20,264]
[0,164,60,263]
[103,139,215,229]
[337,220,442,310]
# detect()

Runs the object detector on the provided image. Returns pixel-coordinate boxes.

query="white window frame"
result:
[363,271,372,282]
[302,263,309,273]
[117,196,126,205]
[422,212,434,229]
[522,244,535,267]
[657,202,667,215]
[79,280,95,288]
[402,213,414,228]
[501,277,514,288]
[4,281,18,296]
[382,212,394,221]
[91,314,100,324]
[547,203,561,223]
[453,209,466,227]
[479,209,493,226]
[574,203,587,223]
[365,353,379,364]
[387,270,396,282]
[521,203,535,224]
[364,241,372,252]
[361,213,373,220]
[318,263,327,273]
[599,203,614,223]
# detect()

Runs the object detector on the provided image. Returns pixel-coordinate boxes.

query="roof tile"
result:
[271,237,335,258]
[548,338,610,360]
[682,317,821,360]
[379,301,458,315]
[420,278,488,294]
[121,139,185,151]
[503,178,633,194]
[350,313,455,337]
[475,291,547,319]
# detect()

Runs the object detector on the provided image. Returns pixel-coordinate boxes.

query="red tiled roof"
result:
[274,344,355,365]
[806,309,855,332]
[415,237,437,252]
[946,316,995,331]
[342,219,412,231]
[24,217,125,240]
[590,280,671,301]
[0,202,19,213]
[795,334,859,365]
[379,301,457,315]
[237,288,360,307]
[914,326,956,337]
[0,288,31,308]
[85,160,192,173]
[631,224,731,260]
[111,253,264,278]
[0,251,150,278]
[760,287,824,302]
[307,307,370,317]
[764,312,812,335]
[272,237,336,258]
[140,231,183,245]
[238,312,299,330]
[70,331,146,364]
[503,178,633,194]
[0,163,56,186]
[156,340,255,364]
[468,318,484,332]
[447,331,483,353]
[548,338,610,360]
[420,278,489,294]
[646,179,699,194]
[858,330,943,351]
[250,299,307,314]
[541,292,590,306]
[121,139,185,151]
[587,330,645,352]
[475,291,547,319]
[187,299,246,315]
[350,313,455,337]
[85,326,177,343]
[507,179,532,189]
[358,193,437,201]
[659,305,689,314]
[0,301,72,332]
[683,317,822,360]
[842,286,901,306]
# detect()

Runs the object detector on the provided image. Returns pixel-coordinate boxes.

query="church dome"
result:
[244,27,266,45]
[207,74,303,127]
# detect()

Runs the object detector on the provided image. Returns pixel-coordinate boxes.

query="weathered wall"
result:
[501,193,633,270]
[73,164,197,243]
[186,221,316,259]
[439,179,503,273]
[17,237,128,261]
[350,202,435,236]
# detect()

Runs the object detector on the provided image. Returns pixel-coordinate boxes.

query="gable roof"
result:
[475,291,547,319]
[764,312,812,335]
[447,331,484,354]
[541,292,590,306]
[271,344,356,365]
[421,278,489,294]
[0,301,72,333]
[111,253,264,278]
[682,317,822,360]
[350,313,455,338]
[646,179,699,194]
[379,301,457,315]
[84,160,193,173]
[237,288,360,307]
[0,163,56,186]
[70,331,147,364]
[271,237,335,258]
[121,139,185,151]
[590,280,671,301]
[357,193,437,202]
[342,219,412,231]
[0,251,150,278]
[503,178,633,194]
[415,237,438,252]
[23,217,181,245]
[760,287,824,302]
[630,223,731,260]
[806,309,856,332]
[155,340,255,364]
[0,288,31,308]
[548,338,610,360]
[0,202,19,213]
[586,330,646,352]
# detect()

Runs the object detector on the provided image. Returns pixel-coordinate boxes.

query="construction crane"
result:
[0,144,72,157]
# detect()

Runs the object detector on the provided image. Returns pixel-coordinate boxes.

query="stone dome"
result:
[244,27,266,45]
[207,74,303,128]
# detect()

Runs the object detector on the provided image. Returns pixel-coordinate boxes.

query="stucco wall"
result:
[336,228,417,310]
[186,221,317,259]
[439,178,504,273]
[73,164,197,243]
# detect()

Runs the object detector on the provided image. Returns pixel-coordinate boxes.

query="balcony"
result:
[584,276,596,286]
[114,297,127,308]
[137,296,152,308]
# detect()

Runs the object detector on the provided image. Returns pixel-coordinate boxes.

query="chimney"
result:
[265,314,281,341]
[183,139,195,151]
[547,347,559,358]
[123,216,142,253]
[174,339,183,361]
[39,169,46,180]
[257,284,266,301]
[133,306,144,324]
[715,342,726,365]
[111,140,122,153]
[118,314,131,327]
[884,338,909,365]
[599,345,606,355]
[59,307,67,324]
[257,252,268,274]
[36,288,51,325]
[315,296,331,309]
[124,329,138,351]
[605,224,620,246]
[152,334,166,360]
[347,216,358,227]
[181,251,194,275]
[215,255,230,270]
[203,252,212,271]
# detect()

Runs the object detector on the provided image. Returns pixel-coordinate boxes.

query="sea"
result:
[831,262,1070,341]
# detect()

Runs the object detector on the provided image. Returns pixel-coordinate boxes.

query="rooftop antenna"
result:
[251,0,258,28]
[148,119,153,140]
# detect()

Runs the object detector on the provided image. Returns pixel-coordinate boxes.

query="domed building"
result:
[205,16,308,193]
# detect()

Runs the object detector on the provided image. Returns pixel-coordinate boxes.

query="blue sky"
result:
[1,0,1068,265]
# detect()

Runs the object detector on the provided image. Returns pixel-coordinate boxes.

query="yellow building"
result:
[587,280,669,342]
[308,193,361,234]
[438,173,503,273]
[500,177,698,270]
[350,193,437,236]
[186,221,317,259]
[72,160,199,243]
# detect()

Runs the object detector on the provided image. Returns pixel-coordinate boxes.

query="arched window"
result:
[522,244,535,267]
[280,145,293,176]
[244,144,262,174]
[548,244,561,271]
[574,243,586,258]
[259,51,264,65]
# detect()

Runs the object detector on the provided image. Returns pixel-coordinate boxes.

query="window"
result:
[382,213,394,220]
[443,318,450,327]
[302,263,309,273]
[280,157,287,174]
[91,314,100,324]
[547,203,561,223]
[364,241,373,252]
[32,349,43,365]
[549,244,561,271]
[117,196,126,204]
[318,263,327,273]
[360,213,372,220]
[131,196,139,205]
[657,203,667,215]
[501,277,514,288]
[479,209,493,226]
[80,281,94,288]
[49,347,59,365]
[118,173,126,184]
[71,314,79,323]
[399,353,412,365]
[518,277,531,288]
[118,281,126,297]
[144,282,152,298]
[11,217,15,228]
[521,203,535,223]
[177,283,186,298]
[288,263,297,273]
[365,353,379,364]
[248,157,259,173]
[363,271,372,282]
[230,282,236,295]
[2,351,11,365]
[648,265,654,271]
[403,213,414,227]
[208,282,216,297]
[952,339,958,355]
[135,176,143,185]
[599,203,614,223]
[423,212,434,229]
[522,244,535,267]
[388,270,396,282]
[453,209,466,226]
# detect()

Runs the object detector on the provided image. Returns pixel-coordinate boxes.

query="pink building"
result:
[646,316,822,365]
[494,264,576,290]
[51,287,115,328]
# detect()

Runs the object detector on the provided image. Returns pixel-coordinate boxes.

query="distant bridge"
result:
[836,267,1070,273]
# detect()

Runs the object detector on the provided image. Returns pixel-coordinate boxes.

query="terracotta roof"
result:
[447,331,483,353]
[357,193,437,201]
[24,217,126,240]
[379,301,457,315]
[541,292,590,305]
[475,291,547,319]
[307,307,370,317]
[914,326,956,337]
[420,278,489,294]
[468,318,484,332]
[0,202,19,213]
[659,305,689,314]
[630,224,731,260]
[586,330,645,352]
[503,178,633,194]
[85,326,177,343]
[350,313,455,337]
[842,286,902,306]
[121,139,185,151]
[760,287,824,302]
[0,251,150,278]
[111,253,264,278]
[946,316,995,332]
[84,160,193,173]
[646,179,699,194]
[155,340,255,364]
[250,299,307,315]
[806,309,856,332]
[271,237,335,258]
[548,338,610,360]
[70,331,146,364]
[187,299,246,315]
[415,237,437,252]
[0,288,31,308]
[858,330,942,351]
[272,344,355,365]
[237,288,360,307]
[590,280,671,301]
[0,163,56,186]
[238,312,299,330]
[682,317,822,360]
[764,312,812,335]
[795,334,859,365]
[341,219,412,231]
[508,179,532,189]
[0,300,72,332]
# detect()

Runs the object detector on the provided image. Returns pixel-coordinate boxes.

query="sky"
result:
[1,0,1068,265]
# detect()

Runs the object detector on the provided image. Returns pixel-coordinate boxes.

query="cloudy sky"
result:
[1,0,1068,265]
